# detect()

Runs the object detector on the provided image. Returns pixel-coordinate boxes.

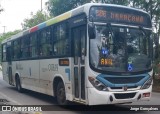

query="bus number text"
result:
[48,64,58,71]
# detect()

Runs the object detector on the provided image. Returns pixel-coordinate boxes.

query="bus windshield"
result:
[90,25,152,73]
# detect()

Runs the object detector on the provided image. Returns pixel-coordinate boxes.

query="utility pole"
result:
[2,26,6,34]
[41,0,42,11]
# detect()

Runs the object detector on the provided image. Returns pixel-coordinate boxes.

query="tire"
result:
[56,81,68,105]
[15,76,23,93]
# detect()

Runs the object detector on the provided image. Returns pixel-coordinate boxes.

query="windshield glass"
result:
[90,25,152,73]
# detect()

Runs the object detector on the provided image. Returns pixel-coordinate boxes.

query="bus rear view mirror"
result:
[88,24,96,39]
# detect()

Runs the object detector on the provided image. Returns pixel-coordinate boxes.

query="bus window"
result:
[39,28,52,57]
[2,44,7,61]
[53,23,69,56]
[12,40,21,60]
[30,33,38,58]
[21,36,30,59]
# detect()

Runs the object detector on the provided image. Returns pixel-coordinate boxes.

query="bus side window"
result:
[2,44,7,61]
[12,40,21,60]
[30,33,38,58]
[53,23,69,56]
[21,36,30,59]
[39,28,52,57]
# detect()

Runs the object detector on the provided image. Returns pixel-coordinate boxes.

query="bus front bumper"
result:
[87,86,152,105]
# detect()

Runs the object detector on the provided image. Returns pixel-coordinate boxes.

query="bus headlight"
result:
[88,76,108,91]
[141,77,153,89]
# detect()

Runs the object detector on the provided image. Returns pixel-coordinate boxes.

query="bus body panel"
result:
[10,58,73,98]
[19,60,39,91]
[2,62,9,82]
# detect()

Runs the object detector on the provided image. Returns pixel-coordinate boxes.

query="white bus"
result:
[1,3,153,105]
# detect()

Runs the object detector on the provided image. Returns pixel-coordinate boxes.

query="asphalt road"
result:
[0,71,160,114]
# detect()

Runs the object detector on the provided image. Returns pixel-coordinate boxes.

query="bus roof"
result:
[1,3,150,44]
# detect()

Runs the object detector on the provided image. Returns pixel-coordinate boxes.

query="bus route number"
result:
[96,10,107,18]
[48,64,58,71]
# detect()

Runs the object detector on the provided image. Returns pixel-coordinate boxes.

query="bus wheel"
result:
[56,81,68,105]
[16,76,23,93]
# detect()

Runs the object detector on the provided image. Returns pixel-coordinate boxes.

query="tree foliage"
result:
[130,0,160,27]
[0,30,21,43]
[21,11,50,30]
[46,0,91,16]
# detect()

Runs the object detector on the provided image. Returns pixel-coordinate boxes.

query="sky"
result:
[0,0,48,33]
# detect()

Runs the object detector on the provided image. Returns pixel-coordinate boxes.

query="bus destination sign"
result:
[89,6,151,28]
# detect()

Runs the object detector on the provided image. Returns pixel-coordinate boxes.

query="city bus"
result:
[1,3,153,105]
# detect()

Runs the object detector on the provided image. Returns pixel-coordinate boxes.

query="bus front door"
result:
[6,43,13,85]
[72,26,86,103]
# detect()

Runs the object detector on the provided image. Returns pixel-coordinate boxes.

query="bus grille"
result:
[110,86,138,90]
[104,76,145,84]
[114,93,136,99]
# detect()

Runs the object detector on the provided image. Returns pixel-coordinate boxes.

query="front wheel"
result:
[56,81,68,105]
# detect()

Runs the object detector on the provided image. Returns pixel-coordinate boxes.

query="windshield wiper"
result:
[139,26,147,37]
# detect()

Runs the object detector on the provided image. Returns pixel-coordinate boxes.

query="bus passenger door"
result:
[6,42,13,85]
[72,26,86,103]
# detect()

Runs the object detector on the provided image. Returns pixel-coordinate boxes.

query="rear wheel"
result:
[15,76,23,93]
[56,81,68,105]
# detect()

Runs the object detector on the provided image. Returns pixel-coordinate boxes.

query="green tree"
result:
[46,0,91,16]
[22,11,50,30]
[0,30,21,43]
[130,0,160,20]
